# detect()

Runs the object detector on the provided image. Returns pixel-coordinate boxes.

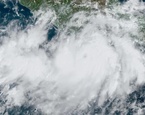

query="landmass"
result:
[19,0,118,27]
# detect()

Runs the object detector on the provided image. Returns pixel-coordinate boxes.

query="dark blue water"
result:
[47,25,58,41]
[0,0,57,41]
[120,0,128,3]
[0,0,33,28]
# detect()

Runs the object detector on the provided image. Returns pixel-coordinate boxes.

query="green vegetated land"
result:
[20,0,107,10]
[19,0,145,41]
[19,0,118,26]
